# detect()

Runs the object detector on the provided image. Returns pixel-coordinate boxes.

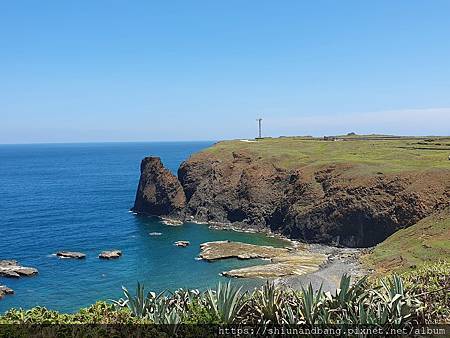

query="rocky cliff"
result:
[133,157,186,217]
[132,139,450,247]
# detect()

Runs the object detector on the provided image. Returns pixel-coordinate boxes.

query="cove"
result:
[0,142,286,313]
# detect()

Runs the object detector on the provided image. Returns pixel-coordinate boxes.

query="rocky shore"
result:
[199,240,327,279]
[278,244,370,291]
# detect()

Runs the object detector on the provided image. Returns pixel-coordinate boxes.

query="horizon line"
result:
[1,134,449,146]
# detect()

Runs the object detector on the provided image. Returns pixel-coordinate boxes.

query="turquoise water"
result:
[0,142,287,313]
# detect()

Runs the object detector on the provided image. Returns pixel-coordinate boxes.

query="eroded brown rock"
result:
[133,157,186,217]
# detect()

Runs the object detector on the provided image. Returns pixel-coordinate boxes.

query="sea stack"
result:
[132,157,186,218]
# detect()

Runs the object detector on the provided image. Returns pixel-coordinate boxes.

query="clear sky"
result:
[1,0,450,143]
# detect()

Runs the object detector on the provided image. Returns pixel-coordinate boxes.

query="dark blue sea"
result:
[0,142,286,313]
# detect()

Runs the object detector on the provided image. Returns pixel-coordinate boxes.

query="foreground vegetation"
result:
[203,135,450,172]
[1,262,448,325]
[363,207,450,273]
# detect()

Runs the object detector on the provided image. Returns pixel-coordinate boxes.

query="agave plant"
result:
[109,273,426,326]
[354,301,380,324]
[253,281,285,324]
[205,281,246,324]
[147,296,183,324]
[373,275,423,325]
[332,274,368,307]
[297,283,326,324]
[112,282,154,318]
[168,288,200,310]
[324,274,370,323]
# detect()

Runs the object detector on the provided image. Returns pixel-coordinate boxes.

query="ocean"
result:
[0,142,286,313]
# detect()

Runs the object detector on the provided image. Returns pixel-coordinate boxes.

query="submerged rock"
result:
[56,251,86,259]
[99,250,122,259]
[0,285,14,299]
[199,241,327,278]
[174,240,190,247]
[0,260,38,278]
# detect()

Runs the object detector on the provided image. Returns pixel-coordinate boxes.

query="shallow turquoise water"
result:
[0,142,286,313]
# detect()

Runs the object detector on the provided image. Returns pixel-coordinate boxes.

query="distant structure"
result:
[323,136,337,141]
[256,118,262,139]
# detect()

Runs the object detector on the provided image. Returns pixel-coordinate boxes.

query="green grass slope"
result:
[202,135,450,173]
[363,207,450,273]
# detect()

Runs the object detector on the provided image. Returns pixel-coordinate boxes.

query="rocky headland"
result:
[132,137,450,248]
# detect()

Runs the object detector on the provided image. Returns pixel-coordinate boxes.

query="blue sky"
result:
[1,0,450,143]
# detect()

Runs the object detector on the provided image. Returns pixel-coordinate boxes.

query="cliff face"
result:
[133,150,450,248]
[133,157,186,217]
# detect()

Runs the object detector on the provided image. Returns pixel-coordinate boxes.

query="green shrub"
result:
[183,298,220,324]
[390,261,450,323]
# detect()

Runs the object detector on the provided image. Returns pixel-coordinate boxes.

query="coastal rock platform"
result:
[200,241,289,261]
[199,241,327,278]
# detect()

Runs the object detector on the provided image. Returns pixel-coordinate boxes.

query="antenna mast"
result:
[256,118,262,138]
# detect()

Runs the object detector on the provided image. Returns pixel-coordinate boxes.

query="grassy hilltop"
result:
[202,135,450,173]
